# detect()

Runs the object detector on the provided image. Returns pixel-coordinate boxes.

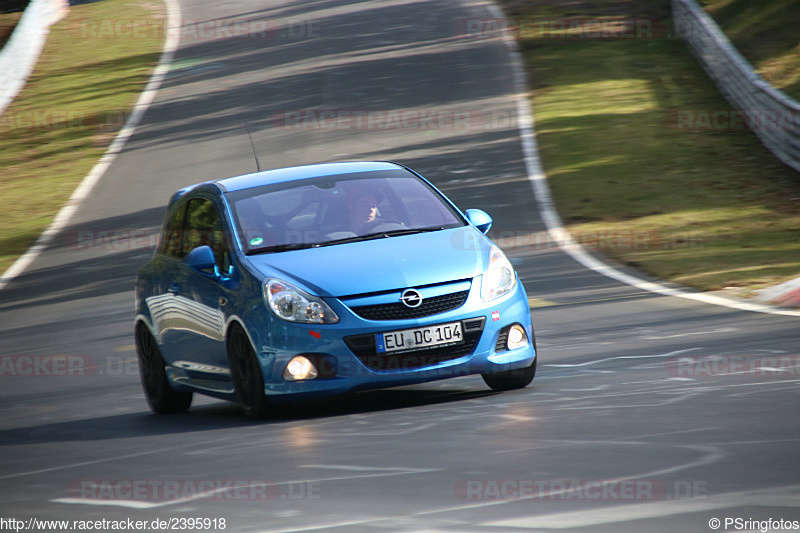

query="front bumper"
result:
[252,278,536,400]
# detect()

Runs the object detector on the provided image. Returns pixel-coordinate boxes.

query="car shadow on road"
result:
[0,385,500,445]
[255,385,500,421]
[0,207,167,314]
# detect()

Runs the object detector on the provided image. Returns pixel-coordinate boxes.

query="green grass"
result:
[0,11,22,47]
[0,0,165,274]
[500,0,800,294]
[702,0,800,101]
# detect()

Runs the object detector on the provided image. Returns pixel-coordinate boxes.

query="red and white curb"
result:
[757,277,800,308]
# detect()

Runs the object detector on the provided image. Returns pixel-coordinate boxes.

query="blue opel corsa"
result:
[134,162,537,418]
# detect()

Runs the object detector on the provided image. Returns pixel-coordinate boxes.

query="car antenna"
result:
[243,119,262,172]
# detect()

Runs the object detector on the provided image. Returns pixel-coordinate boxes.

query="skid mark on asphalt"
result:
[249,443,726,533]
[38,363,792,524]
[535,346,800,413]
[639,327,737,340]
[1,446,220,481]
[725,381,800,398]
[544,349,699,368]
[548,391,703,410]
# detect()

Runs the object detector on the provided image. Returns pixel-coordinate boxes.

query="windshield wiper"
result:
[246,242,317,255]
[362,225,446,239]
[319,226,447,246]
[246,226,448,254]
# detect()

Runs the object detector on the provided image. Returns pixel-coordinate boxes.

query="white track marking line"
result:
[483,2,800,317]
[0,0,183,291]
[251,443,725,533]
[298,465,433,472]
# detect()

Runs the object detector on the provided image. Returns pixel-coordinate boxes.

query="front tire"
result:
[135,325,192,413]
[482,356,537,392]
[227,325,272,420]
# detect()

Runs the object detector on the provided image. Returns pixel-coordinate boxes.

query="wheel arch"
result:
[224,315,274,383]
[224,315,253,348]
[134,314,158,343]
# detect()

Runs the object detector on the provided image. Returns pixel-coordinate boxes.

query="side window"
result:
[159,202,187,258]
[182,198,231,272]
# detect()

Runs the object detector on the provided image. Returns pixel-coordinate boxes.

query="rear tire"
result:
[228,325,272,420]
[482,356,537,392]
[135,325,192,413]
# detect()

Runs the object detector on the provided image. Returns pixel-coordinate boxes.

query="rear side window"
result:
[159,202,187,258]
[158,197,231,272]
[182,198,231,272]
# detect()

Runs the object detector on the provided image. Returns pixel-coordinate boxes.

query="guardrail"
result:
[0,0,67,117]
[672,0,800,174]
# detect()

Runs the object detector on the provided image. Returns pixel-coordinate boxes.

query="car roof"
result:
[215,161,406,193]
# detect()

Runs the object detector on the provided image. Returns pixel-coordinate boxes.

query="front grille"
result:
[344,317,485,372]
[350,290,469,320]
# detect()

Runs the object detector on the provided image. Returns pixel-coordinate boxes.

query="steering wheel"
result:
[359,218,406,234]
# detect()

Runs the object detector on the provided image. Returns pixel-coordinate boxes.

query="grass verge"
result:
[0,0,164,274]
[499,0,800,295]
[0,11,23,48]
[702,0,800,101]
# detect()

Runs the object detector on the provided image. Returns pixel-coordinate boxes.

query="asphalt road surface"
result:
[1,0,798,531]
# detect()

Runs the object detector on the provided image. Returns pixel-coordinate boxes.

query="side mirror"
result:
[185,245,219,277]
[465,209,493,235]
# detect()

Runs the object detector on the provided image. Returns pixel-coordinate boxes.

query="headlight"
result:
[264,279,339,324]
[506,324,528,350]
[480,245,516,301]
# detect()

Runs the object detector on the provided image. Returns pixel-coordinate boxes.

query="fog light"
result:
[283,356,318,381]
[506,324,528,350]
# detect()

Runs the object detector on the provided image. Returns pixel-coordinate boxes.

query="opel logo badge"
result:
[401,289,423,308]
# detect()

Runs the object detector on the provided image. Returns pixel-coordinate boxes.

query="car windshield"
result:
[228,169,465,253]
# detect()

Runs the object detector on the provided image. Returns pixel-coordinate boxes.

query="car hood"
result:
[244,226,489,297]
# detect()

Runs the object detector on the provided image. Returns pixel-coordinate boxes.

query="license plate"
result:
[376,322,464,354]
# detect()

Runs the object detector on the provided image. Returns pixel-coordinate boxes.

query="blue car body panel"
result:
[135,162,536,403]
[246,226,485,297]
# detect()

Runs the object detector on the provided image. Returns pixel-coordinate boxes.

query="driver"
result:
[347,192,379,233]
